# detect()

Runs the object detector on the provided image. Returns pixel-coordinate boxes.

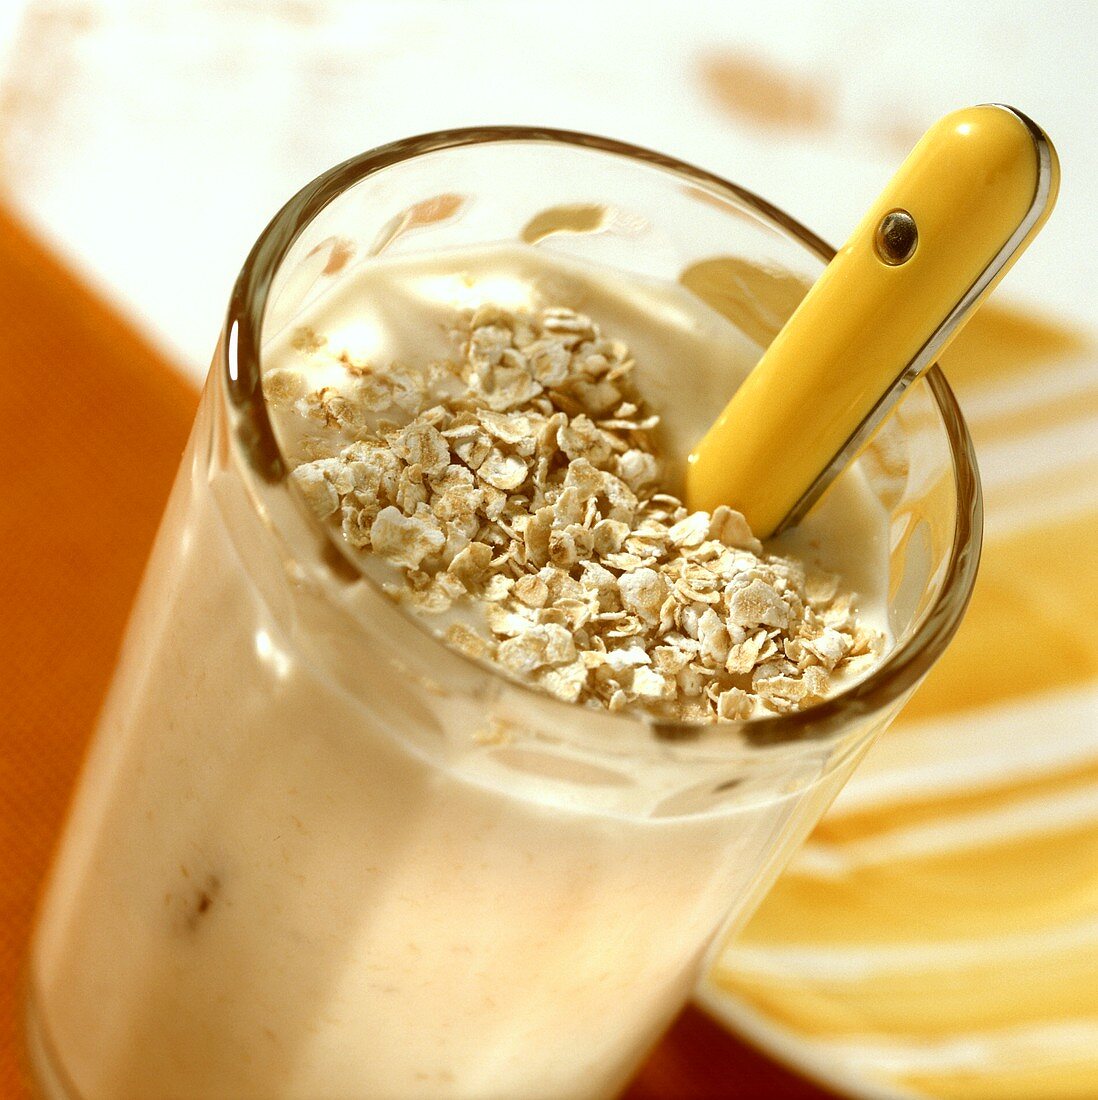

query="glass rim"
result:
[222,125,983,749]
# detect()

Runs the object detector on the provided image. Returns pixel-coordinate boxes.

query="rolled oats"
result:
[284,304,885,721]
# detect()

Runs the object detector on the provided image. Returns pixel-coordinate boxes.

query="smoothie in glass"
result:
[27,130,981,1100]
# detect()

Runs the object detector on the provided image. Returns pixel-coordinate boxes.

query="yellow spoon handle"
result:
[686,103,1059,538]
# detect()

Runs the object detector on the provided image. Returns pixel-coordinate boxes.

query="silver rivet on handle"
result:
[875,209,919,265]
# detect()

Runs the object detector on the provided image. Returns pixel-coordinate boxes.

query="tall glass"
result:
[26,129,981,1100]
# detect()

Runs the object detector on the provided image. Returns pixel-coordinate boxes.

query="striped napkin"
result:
[702,305,1098,1099]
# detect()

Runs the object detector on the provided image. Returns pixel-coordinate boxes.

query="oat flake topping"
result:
[275,305,884,720]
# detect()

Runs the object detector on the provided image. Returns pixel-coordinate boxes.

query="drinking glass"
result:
[26,128,981,1100]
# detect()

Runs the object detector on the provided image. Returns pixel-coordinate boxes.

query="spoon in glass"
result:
[686,103,1059,537]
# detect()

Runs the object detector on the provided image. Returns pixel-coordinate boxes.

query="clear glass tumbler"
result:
[26,129,981,1100]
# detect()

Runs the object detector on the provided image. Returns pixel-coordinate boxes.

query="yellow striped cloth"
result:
[702,304,1098,1100]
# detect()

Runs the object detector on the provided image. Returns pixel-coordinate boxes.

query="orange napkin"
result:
[0,202,832,1099]
[0,203,198,1096]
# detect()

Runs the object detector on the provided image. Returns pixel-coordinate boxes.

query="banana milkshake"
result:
[29,243,896,1100]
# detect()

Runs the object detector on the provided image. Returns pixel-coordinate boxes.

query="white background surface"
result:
[0,0,1094,377]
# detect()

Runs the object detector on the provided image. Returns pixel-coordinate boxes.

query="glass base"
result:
[23,988,80,1100]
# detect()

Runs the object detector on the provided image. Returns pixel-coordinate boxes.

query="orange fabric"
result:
[625,1007,838,1100]
[0,204,198,1097]
[0,203,832,1098]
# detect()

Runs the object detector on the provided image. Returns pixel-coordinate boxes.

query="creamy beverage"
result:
[266,245,889,722]
[28,245,896,1100]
